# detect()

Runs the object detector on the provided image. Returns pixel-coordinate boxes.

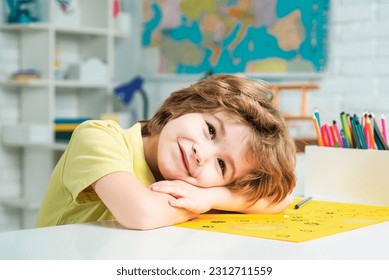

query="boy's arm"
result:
[92,172,198,230]
[212,187,294,214]
[151,180,294,214]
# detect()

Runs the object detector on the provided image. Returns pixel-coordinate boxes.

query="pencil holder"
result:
[304,145,389,206]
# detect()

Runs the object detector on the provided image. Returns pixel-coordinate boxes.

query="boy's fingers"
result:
[169,199,207,214]
[151,185,185,198]
[169,198,192,209]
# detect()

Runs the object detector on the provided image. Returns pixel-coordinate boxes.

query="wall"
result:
[312,0,389,123]
[1,0,389,231]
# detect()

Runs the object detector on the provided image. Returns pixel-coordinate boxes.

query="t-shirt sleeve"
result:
[62,120,134,202]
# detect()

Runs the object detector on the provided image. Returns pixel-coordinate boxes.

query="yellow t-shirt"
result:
[36,120,155,227]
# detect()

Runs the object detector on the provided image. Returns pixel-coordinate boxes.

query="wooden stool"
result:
[271,83,319,121]
[270,83,319,152]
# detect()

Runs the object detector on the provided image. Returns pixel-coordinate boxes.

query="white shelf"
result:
[0,0,134,229]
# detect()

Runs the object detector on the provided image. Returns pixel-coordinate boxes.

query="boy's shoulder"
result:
[74,120,141,140]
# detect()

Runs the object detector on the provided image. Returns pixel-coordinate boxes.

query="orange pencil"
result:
[312,115,323,146]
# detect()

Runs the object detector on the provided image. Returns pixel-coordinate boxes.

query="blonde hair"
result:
[142,74,296,204]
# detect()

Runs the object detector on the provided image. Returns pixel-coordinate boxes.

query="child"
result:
[36,74,296,230]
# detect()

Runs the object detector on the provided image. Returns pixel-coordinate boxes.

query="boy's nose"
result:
[192,143,205,165]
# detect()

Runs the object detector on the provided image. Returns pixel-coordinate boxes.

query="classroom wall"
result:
[312,0,389,123]
[1,0,389,231]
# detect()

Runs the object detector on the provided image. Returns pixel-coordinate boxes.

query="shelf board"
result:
[3,140,68,151]
[0,79,50,87]
[0,22,50,31]
[54,80,109,89]
[0,23,129,38]
[55,26,109,36]
[1,197,40,211]
[0,79,109,89]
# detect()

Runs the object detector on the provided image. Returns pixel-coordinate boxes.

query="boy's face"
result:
[157,112,254,187]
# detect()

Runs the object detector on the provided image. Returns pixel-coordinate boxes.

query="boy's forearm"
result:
[210,187,293,214]
[93,172,198,230]
[209,187,251,212]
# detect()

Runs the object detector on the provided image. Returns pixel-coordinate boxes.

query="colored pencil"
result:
[312,115,323,146]
[355,120,367,149]
[340,112,352,148]
[321,125,329,146]
[314,108,321,127]
[323,123,334,147]
[365,115,376,149]
[332,120,343,147]
[372,115,389,150]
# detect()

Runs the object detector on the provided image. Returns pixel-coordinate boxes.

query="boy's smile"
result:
[144,112,254,188]
[178,140,191,175]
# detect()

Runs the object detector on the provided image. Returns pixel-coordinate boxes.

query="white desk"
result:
[0,220,388,259]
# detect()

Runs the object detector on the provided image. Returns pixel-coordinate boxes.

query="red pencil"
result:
[323,123,334,147]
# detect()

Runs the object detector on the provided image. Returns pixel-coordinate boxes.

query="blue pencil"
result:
[355,120,367,149]
[340,129,348,148]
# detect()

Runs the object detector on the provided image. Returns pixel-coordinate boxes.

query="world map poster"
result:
[142,0,329,74]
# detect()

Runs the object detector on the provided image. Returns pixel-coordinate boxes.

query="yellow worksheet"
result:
[176,199,389,242]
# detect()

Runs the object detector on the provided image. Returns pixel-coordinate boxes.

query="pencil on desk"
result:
[294,196,313,209]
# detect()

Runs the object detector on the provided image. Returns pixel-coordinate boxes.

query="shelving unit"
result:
[0,0,133,229]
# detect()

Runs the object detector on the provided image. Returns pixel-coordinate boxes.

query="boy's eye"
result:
[218,159,226,174]
[207,123,216,139]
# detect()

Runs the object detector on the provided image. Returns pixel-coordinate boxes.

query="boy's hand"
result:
[150,180,215,214]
